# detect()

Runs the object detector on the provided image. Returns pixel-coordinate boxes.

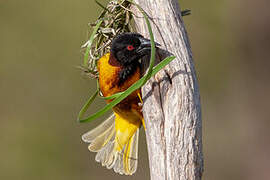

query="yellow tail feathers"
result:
[82,113,140,175]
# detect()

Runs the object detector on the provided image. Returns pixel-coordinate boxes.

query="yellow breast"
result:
[97,53,140,98]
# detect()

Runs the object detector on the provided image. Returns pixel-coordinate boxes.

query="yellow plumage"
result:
[82,53,143,175]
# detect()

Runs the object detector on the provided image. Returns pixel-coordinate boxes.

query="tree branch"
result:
[132,0,203,179]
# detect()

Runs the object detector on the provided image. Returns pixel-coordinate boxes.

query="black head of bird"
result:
[111,33,158,66]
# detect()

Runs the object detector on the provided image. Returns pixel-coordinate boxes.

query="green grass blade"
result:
[150,56,175,75]
[77,89,99,121]
[83,19,103,67]
[181,9,191,16]
[104,55,176,100]
[79,55,175,123]
[129,1,155,85]
[103,92,124,100]
[95,0,109,12]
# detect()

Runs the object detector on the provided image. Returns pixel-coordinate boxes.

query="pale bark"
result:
[132,0,203,180]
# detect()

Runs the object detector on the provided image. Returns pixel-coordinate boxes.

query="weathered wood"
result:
[132,0,203,180]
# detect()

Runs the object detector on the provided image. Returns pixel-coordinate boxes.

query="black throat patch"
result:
[118,62,139,86]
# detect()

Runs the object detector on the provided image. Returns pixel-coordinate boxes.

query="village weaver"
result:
[82,33,158,175]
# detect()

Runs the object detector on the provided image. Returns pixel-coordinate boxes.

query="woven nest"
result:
[81,0,134,79]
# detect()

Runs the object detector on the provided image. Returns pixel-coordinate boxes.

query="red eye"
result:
[127,45,134,51]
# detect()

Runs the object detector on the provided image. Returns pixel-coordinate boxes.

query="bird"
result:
[82,33,157,175]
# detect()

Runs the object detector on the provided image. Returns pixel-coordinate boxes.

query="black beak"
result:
[137,37,160,55]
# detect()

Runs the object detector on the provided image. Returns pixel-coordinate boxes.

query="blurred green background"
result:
[1,0,270,179]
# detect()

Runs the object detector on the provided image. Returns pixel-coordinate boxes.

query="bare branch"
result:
[132,0,203,179]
